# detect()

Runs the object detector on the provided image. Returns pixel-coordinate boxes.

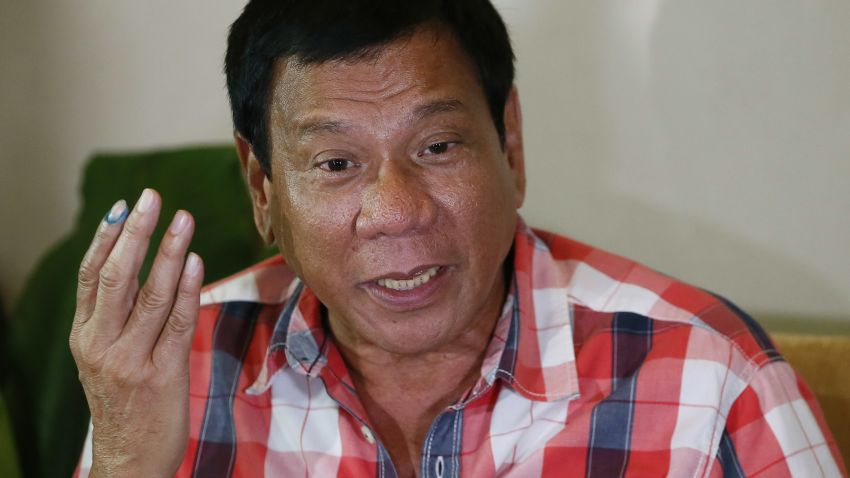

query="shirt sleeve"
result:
[72,421,93,478]
[721,359,846,477]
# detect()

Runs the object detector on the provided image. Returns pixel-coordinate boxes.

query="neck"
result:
[335,304,500,399]
[328,271,508,394]
[327,254,513,385]
[331,311,501,478]
[324,268,510,477]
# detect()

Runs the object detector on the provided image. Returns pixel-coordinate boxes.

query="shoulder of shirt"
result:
[198,254,298,308]
[532,227,781,368]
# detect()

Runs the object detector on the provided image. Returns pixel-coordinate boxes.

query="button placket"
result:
[420,408,463,478]
[434,455,445,478]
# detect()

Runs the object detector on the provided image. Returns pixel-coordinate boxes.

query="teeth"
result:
[377,266,440,291]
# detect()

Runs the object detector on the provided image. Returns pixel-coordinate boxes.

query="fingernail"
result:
[169,211,190,235]
[186,253,201,275]
[104,199,128,224]
[136,189,154,213]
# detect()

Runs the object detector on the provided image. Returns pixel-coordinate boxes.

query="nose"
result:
[355,159,437,239]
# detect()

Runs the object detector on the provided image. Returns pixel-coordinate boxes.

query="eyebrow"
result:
[296,119,348,139]
[293,98,467,140]
[410,98,466,123]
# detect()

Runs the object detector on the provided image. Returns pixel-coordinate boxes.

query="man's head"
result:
[225,0,515,175]
[225,0,526,357]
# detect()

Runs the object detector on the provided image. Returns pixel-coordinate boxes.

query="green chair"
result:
[1,392,21,478]
[4,145,273,478]
[2,294,22,478]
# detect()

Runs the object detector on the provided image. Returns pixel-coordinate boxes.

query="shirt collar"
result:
[246,280,327,395]
[247,218,579,402]
[493,219,580,401]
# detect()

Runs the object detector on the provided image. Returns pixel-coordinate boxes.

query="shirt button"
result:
[360,425,375,444]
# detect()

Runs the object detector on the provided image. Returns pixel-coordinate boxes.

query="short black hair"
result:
[225,0,515,175]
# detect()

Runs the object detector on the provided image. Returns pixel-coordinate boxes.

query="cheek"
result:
[439,161,517,231]
[274,181,359,276]
[439,162,518,275]
[267,197,301,273]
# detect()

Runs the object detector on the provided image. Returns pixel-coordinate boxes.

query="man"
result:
[70,1,845,477]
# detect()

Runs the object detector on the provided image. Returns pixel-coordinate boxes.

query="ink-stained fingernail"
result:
[136,189,155,213]
[104,199,129,224]
[169,211,190,235]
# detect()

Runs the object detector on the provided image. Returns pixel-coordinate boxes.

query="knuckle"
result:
[175,281,199,305]
[122,217,147,238]
[169,290,199,331]
[75,340,104,371]
[98,265,126,293]
[72,299,94,324]
[98,263,127,292]
[78,260,100,288]
[101,358,144,387]
[71,330,118,373]
[136,287,172,312]
[157,237,184,261]
[68,332,80,359]
[165,313,194,338]
[68,322,86,348]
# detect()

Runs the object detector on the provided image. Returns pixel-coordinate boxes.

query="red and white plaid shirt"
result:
[76,220,846,477]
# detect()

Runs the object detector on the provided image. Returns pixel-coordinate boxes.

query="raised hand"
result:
[69,189,204,477]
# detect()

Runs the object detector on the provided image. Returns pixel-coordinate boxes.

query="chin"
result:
[368,318,452,356]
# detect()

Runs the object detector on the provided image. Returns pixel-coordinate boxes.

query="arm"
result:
[69,189,203,477]
[720,359,846,477]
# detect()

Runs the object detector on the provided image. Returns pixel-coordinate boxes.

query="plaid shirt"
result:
[76,220,846,477]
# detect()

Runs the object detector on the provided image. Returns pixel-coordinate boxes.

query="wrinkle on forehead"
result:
[272,52,420,114]
[269,61,421,149]
[266,24,482,153]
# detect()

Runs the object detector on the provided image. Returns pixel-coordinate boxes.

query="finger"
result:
[120,210,195,356]
[90,188,161,340]
[74,199,129,326]
[153,252,204,370]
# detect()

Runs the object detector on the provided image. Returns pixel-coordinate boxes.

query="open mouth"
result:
[376,266,441,291]
[362,265,450,310]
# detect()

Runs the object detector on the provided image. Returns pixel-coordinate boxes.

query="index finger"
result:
[74,199,129,326]
[89,188,162,340]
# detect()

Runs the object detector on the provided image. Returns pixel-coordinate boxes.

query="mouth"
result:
[376,266,441,291]
[362,265,450,310]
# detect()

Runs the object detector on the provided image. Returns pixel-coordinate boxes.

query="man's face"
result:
[247,27,525,356]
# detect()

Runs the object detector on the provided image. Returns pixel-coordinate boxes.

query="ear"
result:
[503,86,526,209]
[235,132,276,245]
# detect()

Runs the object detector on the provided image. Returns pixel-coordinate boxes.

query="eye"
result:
[428,142,450,155]
[319,158,355,172]
[420,141,458,157]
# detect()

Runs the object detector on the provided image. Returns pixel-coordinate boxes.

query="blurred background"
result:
[1,0,850,476]
[2,0,849,326]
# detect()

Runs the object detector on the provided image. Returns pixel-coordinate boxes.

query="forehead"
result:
[268,27,486,128]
